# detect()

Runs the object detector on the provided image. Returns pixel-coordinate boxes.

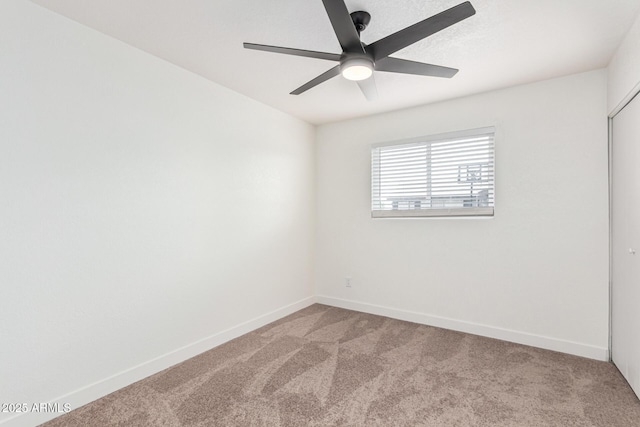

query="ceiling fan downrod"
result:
[350,11,371,36]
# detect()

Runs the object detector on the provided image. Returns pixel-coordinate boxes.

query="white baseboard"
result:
[1,296,316,427]
[3,294,609,426]
[316,295,609,362]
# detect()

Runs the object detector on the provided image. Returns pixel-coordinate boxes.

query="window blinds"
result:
[371,127,495,217]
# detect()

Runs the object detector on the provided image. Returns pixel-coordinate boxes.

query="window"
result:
[371,127,495,218]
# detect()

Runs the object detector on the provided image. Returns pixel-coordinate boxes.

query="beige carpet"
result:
[42,304,640,426]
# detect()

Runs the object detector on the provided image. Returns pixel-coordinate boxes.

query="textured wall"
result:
[0,1,314,424]
[608,11,640,114]
[316,69,609,359]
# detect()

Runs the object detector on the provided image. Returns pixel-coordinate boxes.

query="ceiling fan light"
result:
[341,58,373,81]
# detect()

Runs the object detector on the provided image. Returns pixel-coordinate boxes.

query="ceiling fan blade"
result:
[375,57,458,78]
[243,43,341,61]
[290,65,341,95]
[357,76,378,101]
[321,0,365,54]
[367,1,476,61]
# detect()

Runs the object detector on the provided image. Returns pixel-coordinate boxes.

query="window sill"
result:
[371,207,494,218]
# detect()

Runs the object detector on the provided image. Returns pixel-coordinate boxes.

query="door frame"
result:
[608,86,640,362]
[608,115,612,361]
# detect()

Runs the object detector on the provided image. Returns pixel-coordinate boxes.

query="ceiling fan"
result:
[243,0,476,100]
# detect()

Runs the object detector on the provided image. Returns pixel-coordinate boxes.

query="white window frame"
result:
[371,126,495,218]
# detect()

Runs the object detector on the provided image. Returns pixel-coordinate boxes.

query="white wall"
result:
[0,1,314,425]
[608,11,640,114]
[316,70,609,360]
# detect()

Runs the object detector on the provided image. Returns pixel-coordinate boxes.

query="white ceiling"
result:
[30,0,640,124]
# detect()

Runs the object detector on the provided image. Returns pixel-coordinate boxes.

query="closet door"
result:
[611,93,640,398]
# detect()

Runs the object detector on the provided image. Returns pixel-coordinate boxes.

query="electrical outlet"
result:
[345,277,352,288]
